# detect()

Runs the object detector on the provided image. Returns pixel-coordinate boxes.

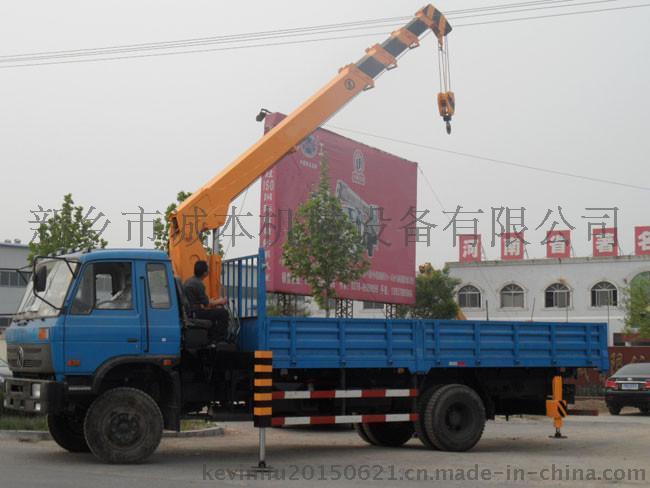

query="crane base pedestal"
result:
[549,428,567,439]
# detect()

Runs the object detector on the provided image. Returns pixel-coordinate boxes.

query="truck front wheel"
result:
[423,384,485,452]
[84,387,163,464]
[47,411,90,453]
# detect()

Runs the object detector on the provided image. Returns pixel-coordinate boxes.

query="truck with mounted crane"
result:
[4,4,608,464]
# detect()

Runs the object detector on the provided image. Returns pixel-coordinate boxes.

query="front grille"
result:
[6,344,53,373]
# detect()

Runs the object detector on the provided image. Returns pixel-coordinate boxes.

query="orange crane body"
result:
[169,4,453,298]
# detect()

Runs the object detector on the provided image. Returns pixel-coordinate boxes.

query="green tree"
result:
[152,191,219,255]
[623,274,650,338]
[28,194,108,264]
[396,263,460,319]
[282,152,370,317]
[266,294,312,317]
[152,191,193,252]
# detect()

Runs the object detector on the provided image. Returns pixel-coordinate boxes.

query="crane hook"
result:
[437,91,455,136]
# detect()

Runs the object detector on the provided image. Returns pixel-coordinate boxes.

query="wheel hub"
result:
[108,411,142,447]
[445,403,468,432]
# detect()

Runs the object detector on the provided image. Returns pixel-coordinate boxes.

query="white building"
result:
[447,255,650,344]
[0,240,30,330]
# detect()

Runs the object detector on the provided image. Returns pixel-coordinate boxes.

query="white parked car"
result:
[0,358,11,385]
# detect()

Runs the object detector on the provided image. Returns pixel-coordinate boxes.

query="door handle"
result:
[127,338,138,343]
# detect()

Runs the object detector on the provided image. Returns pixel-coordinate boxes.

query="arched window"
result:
[500,284,524,308]
[591,281,618,307]
[545,283,570,308]
[458,285,481,308]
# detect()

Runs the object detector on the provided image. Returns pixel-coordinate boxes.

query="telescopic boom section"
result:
[169,4,453,297]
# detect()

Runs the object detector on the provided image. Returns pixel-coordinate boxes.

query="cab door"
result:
[63,260,145,375]
[138,261,181,356]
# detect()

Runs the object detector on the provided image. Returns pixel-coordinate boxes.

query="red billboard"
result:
[259,113,417,305]
[459,235,481,263]
[635,226,650,256]
[500,232,525,260]
[593,227,618,257]
[546,230,571,259]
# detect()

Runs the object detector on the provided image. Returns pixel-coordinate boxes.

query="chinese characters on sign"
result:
[546,230,571,259]
[459,235,482,263]
[635,226,650,256]
[501,232,525,260]
[592,227,618,257]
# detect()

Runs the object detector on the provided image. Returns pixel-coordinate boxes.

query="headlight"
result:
[31,383,41,399]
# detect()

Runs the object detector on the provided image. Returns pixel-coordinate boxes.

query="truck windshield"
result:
[15,259,78,320]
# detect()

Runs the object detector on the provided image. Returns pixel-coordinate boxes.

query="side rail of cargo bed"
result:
[243,316,609,373]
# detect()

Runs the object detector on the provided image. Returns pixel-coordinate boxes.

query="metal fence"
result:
[221,249,266,319]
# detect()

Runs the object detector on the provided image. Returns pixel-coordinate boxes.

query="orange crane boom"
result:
[169,4,453,297]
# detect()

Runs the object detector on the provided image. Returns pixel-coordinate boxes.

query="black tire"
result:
[415,385,441,450]
[423,384,486,452]
[354,423,373,444]
[362,422,414,447]
[47,411,90,453]
[84,387,163,464]
[640,406,650,415]
[608,404,622,415]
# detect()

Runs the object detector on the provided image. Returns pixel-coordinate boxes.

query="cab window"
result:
[147,263,171,309]
[70,262,133,314]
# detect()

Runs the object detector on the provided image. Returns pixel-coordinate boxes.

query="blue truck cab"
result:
[5,250,183,411]
[4,248,609,464]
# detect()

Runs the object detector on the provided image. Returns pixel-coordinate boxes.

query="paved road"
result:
[1,412,648,487]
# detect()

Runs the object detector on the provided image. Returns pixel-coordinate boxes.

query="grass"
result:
[180,419,219,431]
[0,414,48,431]
[0,391,216,432]
[0,416,215,432]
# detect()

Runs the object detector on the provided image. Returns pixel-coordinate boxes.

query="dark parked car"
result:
[605,362,650,415]
[0,358,11,386]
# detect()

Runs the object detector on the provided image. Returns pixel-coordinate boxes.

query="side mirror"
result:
[34,266,47,293]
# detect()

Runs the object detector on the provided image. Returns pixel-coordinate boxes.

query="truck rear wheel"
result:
[362,422,414,447]
[84,387,163,464]
[415,385,441,450]
[47,411,90,453]
[354,423,373,444]
[423,384,485,452]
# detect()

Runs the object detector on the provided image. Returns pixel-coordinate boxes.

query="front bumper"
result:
[3,377,64,414]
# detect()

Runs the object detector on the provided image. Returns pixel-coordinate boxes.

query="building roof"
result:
[446,254,650,269]
[0,241,28,250]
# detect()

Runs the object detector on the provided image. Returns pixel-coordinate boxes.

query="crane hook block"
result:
[437,91,455,135]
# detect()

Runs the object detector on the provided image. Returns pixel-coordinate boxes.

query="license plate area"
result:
[621,383,640,390]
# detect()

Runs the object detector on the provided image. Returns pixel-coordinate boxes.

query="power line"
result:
[325,125,650,192]
[454,1,649,27]
[2,1,647,69]
[0,1,578,62]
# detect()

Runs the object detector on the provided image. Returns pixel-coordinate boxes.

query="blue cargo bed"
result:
[225,251,609,373]
[239,317,608,372]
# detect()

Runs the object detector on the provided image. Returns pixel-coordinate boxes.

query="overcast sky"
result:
[1,0,649,267]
